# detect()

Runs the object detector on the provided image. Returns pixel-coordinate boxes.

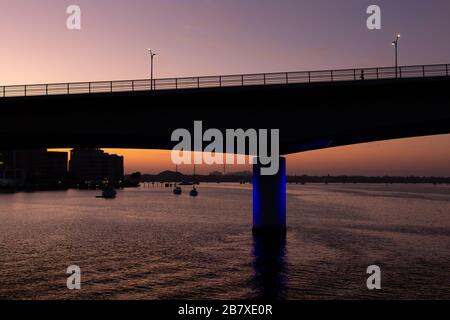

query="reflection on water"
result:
[0,183,450,299]
[252,236,287,299]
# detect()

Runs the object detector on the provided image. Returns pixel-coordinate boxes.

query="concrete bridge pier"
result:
[252,157,286,237]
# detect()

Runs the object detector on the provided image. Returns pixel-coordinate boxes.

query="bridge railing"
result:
[1,63,449,98]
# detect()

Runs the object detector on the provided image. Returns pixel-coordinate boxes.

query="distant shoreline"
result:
[2,174,449,194]
[131,171,450,185]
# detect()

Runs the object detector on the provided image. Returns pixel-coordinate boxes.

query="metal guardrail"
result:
[0,64,449,98]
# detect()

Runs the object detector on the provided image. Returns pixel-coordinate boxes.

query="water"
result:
[0,183,449,300]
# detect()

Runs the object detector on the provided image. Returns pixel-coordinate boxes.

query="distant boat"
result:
[96,186,117,199]
[173,186,182,195]
[193,164,196,183]
[173,165,183,195]
[190,187,198,197]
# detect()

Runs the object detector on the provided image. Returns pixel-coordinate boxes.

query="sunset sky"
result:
[1,0,449,176]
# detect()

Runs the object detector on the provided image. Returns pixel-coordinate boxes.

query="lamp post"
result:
[148,49,156,90]
[391,34,400,78]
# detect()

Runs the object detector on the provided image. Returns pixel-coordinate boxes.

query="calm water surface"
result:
[0,183,449,299]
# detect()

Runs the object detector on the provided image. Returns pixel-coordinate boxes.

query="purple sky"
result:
[1,0,450,84]
[1,1,449,175]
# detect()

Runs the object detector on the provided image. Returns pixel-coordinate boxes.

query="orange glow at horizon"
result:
[51,134,450,176]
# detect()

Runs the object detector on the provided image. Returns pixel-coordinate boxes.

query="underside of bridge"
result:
[1,76,449,236]
[1,76,449,152]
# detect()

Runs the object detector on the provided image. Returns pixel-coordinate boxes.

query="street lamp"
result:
[148,49,156,90]
[391,34,400,78]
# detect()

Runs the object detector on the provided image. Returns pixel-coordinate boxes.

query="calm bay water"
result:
[0,183,449,299]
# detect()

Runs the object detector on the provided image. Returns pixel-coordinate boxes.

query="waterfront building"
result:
[69,148,123,185]
[0,150,68,187]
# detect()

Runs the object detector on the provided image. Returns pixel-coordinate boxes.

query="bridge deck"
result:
[0,74,449,152]
[1,64,449,98]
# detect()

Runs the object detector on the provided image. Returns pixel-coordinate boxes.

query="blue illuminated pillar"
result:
[252,157,286,237]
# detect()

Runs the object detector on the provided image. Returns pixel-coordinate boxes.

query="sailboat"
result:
[190,186,198,197]
[96,184,117,199]
[173,185,182,195]
[173,165,182,195]
[190,164,199,197]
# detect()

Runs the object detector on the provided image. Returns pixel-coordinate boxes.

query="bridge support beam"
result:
[252,157,286,237]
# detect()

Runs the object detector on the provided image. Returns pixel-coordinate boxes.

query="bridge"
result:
[1,63,449,98]
[1,63,450,236]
